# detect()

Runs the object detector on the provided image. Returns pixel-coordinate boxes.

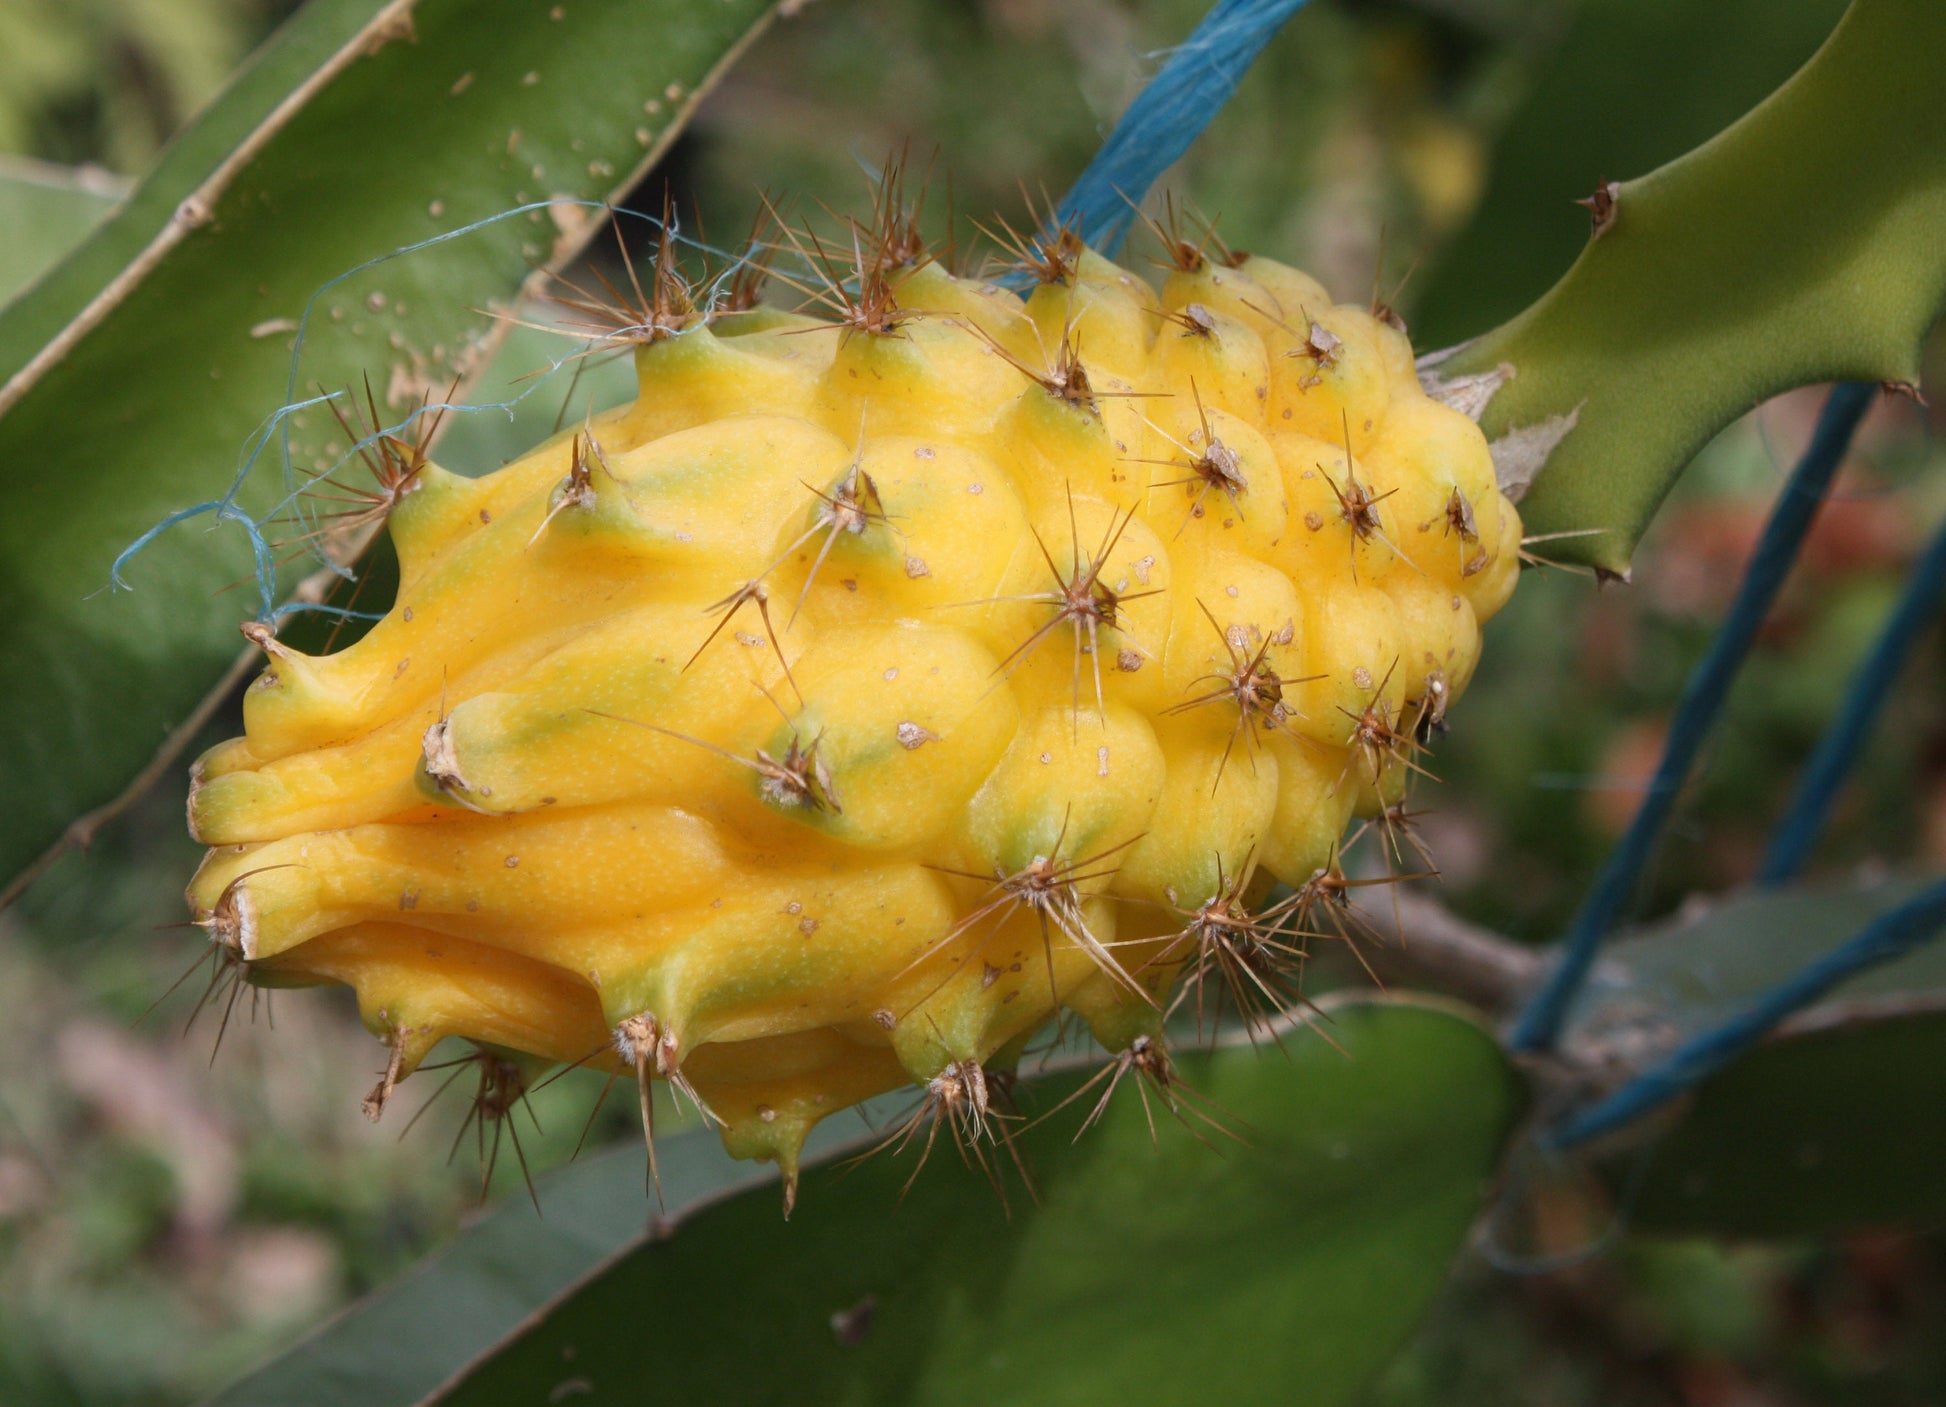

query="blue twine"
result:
[1757,513,1946,885]
[1549,874,1946,1148]
[1053,0,1314,256]
[1510,382,1877,1054]
[107,201,759,624]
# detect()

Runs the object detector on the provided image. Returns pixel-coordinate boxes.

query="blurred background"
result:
[2,0,1944,1402]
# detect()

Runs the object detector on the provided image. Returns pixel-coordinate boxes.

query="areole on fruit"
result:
[182,172,1521,1211]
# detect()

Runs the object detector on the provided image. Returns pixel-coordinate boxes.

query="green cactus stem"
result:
[1429,0,1946,578]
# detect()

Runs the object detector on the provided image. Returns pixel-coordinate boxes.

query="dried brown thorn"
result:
[1164,601,1314,792]
[544,190,698,345]
[914,816,1150,1008]
[859,1059,1034,1211]
[1336,659,1439,792]
[615,1012,717,1206]
[588,709,842,815]
[968,488,1161,723]
[1155,854,1319,1043]
[1134,192,1229,274]
[1130,381,1250,532]
[978,206,1088,286]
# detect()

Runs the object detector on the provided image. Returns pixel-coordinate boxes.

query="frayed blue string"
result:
[1510,382,1876,1054]
[267,601,387,625]
[106,201,759,624]
[1757,513,1946,885]
[1549,874,1946,1148]
[1053,0,1314,256]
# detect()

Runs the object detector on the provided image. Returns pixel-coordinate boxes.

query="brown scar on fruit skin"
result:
[417,681,506,815]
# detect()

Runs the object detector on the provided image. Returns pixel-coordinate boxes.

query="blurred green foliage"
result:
[0,0,281,174]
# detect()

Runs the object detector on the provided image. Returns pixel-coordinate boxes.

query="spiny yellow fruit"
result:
[184,193,1520,1209]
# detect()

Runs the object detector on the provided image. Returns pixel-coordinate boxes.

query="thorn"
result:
[1575,180,1620,238]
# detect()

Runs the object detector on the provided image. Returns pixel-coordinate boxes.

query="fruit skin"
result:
[184,216,1521,1195]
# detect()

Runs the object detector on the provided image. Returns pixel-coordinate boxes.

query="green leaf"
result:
[404,1001,1514,1407]
[1618,1013,1946,1236]
[1563,875,1946,1045]
[0,156,125,306]
[200,1116,776,1407]
[1410,0,1848,351]
[1562,876,1946,1235]
[0,0,390,381]
[0,0,781,892]
[1432,0,1946,575]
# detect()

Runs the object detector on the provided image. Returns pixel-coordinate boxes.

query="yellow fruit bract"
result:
[185,222,1520,1199]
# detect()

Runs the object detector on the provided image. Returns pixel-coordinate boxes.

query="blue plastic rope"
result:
[1054,0,1314,255]
[1510,382,1877,1053]
[1757,512,1946,885]
[1549,874,1946,1148]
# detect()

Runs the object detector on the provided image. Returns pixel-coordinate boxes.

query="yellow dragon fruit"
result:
[183,187,1520,1209]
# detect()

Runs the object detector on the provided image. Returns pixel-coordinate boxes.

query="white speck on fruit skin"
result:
[883,668,898,681]
[896,722,931,750]
[1131,555,1155,585]
[1097,746,1110,777]
[1039,752,1053,765]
